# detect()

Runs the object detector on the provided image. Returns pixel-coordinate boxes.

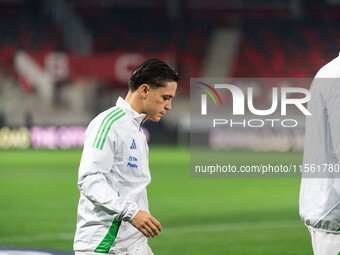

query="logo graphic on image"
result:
[196,82,223,115]
[130,139,137,150]
[197,82,311,117]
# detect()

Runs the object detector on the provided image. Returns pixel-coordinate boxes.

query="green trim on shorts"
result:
[94,217,122,253]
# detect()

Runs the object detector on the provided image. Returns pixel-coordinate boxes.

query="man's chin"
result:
[149,116,161,122]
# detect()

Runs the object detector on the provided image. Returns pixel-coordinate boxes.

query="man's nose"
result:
[165,100,172,111]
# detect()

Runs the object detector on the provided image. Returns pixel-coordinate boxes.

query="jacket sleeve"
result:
[327,79,340,164]
[77,119,139,222]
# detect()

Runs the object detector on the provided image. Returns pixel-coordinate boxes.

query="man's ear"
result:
[139,84,150,99]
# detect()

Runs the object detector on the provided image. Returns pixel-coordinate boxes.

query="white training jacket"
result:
[299,52,340,232]
[74,97,150,253]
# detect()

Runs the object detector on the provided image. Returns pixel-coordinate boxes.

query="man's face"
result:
[143,82,177,122]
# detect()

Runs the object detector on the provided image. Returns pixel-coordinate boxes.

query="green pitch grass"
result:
[0,148,312,254]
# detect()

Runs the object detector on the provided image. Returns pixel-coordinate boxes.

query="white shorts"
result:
[75,244,154,255]
[113,244,154,255]
[308,227,340,255]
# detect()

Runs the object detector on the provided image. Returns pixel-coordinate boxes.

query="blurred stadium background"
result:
[0,0,339,254]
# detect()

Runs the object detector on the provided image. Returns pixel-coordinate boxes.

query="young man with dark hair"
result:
[74,59,179,255]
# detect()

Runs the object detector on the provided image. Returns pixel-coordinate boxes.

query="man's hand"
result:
[130,210,162,238]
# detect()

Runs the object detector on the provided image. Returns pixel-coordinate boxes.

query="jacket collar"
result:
[116,97,146,126]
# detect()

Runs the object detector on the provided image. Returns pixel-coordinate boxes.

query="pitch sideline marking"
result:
[0,220,302,243]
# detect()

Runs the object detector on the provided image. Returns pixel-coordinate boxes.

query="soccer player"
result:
[299,52,340,255]
[73,59,179,255]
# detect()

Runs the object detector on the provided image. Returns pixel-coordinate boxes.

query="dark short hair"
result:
[129,59,179,91]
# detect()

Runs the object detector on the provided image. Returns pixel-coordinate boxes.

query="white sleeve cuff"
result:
[118,201,139,222]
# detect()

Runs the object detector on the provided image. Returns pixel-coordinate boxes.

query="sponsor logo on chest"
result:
[127,139,138,169]
[127,155,138,169]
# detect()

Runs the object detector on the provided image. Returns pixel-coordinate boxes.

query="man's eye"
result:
[163,96,170,100]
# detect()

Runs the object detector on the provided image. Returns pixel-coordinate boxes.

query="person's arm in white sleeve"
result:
[326,79,340,165]
[77,121,138,222]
